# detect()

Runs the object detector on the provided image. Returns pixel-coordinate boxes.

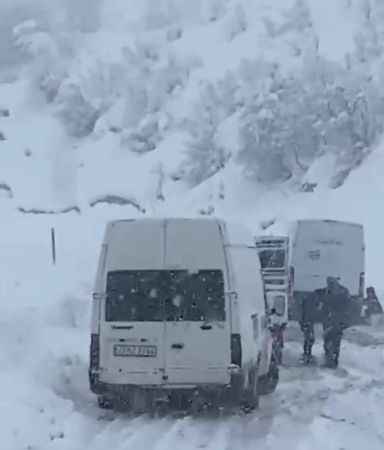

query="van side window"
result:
[105,270,225,322]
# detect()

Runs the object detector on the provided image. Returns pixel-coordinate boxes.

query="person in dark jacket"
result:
[317,276,350,368]
[366,287,383,314]
[299,295,318,364]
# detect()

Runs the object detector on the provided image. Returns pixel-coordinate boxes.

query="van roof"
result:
[296,219,363,229]
[108,217,225,223]
[103,217,229,272]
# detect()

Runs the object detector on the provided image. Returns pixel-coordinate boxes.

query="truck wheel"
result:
[97,395,114,409]
[257,357,279,396]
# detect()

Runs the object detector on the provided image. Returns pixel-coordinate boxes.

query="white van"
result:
[289,219,365,322]
[89,218,277,413]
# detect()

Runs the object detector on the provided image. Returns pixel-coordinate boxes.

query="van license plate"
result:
[113,344,157,357]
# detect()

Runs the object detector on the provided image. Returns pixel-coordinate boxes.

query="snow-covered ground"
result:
[2,0,384,448]
[2,170,384,449]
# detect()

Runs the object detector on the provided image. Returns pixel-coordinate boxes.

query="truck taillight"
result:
[90,333,100,370]
[359,272,365,298]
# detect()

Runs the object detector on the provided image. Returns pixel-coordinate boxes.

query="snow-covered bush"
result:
[183,128,230,187]
[184,49,384,187]
[223,4,248,42]
[12,18,70,102]
[55,82,99,138]
[182,80,235,186]
[237,58,384,184]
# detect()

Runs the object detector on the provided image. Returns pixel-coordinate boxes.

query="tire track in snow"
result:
[45,326,384,450]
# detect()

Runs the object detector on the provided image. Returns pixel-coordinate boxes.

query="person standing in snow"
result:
[317,277,350,368]
[366,286,383,314]
[361,286,383,325]
[268,307,286,365]
[299,295,317,364]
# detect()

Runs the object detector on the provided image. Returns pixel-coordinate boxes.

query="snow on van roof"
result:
[108,217,223,225]
[296,219,363,229]
[224,221,255,247]
[105,217,256,247]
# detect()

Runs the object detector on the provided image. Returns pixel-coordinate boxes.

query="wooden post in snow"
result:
[51,227,56,266]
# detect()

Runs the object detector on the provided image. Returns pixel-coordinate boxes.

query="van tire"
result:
[97,395,114,410]
[257,357,279,396]
[241,366,259,412]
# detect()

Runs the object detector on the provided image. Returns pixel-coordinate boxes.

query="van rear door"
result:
[163,220,231,385]
[98,220,166,386]
[163,270,230,385]
[99,270,166,386]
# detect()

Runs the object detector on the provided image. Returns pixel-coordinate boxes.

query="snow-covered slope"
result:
[1,1,384,449]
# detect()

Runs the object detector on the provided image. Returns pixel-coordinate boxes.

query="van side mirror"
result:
[92,293,105,301]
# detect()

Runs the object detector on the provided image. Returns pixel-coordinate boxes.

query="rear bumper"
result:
[92,364,233,388]
[89,370,231,395]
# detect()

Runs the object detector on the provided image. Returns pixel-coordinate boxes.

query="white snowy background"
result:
[1,0,384,448]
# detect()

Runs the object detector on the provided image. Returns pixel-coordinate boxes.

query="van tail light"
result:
[89,333,103,394]
[359,272,365,298]
[90,333,100,371]
[230,334,242,367]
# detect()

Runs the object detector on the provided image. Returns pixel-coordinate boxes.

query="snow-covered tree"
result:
[55,82,99,138]
[223,3,248,42]
[182,80,235,186]
[236,57,384,185]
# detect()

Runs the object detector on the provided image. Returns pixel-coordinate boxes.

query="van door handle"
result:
[200,324,212,330]
[171,343,184,349]
[111,325,134,330]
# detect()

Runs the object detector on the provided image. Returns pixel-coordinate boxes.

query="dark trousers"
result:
[300,322,315,356]
[323,325,343,367]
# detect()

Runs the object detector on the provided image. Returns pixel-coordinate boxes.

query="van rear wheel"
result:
[229,367,259,412]
[257,356,279,396]
[243,366,259,412]
[97,395,114,410]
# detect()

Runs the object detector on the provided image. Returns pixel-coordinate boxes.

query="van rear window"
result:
[105,270,225,322]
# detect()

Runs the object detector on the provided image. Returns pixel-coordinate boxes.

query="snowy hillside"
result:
[2,0,384,282]
[1,0,384,449]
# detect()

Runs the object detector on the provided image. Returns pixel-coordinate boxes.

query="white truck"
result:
[289,219,365,322]
[89,218,278,413]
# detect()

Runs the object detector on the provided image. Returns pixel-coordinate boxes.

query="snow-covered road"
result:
[13,323,382,450]
[1,212,384,449]
[0,212,383,450]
